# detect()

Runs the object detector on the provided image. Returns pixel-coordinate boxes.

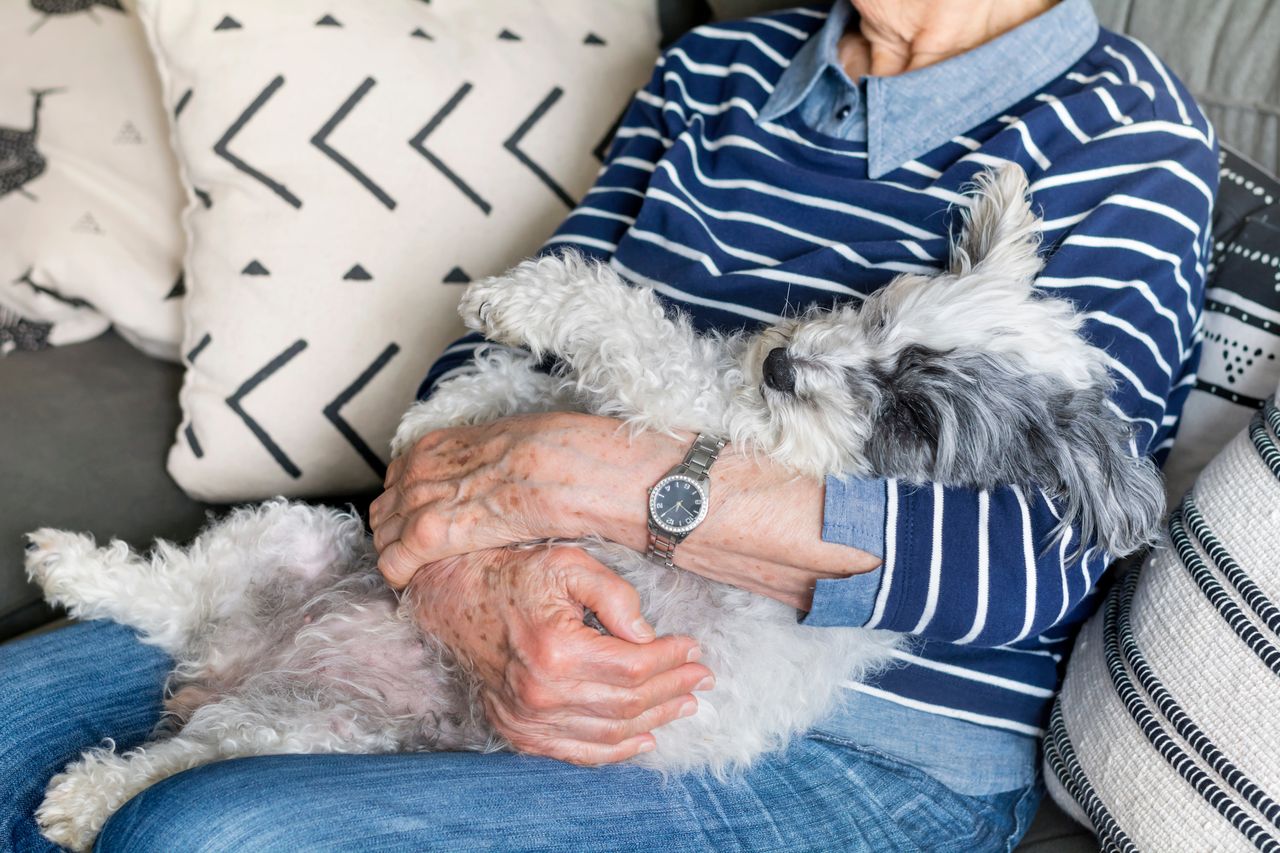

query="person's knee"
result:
[96,759,294,853]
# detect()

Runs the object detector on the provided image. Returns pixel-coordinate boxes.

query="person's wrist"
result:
[583,423,689,552]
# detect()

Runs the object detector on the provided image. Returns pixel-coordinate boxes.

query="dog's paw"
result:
[457,275,524,345]
[23,529,95,590]
[37,767,115,853]
[390,400,449,459]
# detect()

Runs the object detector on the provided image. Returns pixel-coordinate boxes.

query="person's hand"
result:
[371,412,680,588]
[404,543,714,765]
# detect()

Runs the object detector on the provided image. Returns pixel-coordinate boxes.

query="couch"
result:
[5,1,1278,850]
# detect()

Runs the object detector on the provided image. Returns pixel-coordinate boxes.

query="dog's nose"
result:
[762,347,796,394]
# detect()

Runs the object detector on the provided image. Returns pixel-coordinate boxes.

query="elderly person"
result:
[1,0,1216,850]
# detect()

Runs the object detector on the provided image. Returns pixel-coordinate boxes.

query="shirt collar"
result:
[759,0,1100,178]
[759,1,858,126]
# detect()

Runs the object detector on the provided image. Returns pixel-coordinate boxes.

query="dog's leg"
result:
[25,502,366,653]
[36,736,224,853]
[24,531,201,653]
[457,252,736,433]
[391,348,576,458]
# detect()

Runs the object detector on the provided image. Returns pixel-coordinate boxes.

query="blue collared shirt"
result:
[782,0,1094,630]
[757,0,1106,795]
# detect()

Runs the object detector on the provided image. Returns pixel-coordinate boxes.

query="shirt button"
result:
[836,105,852,120]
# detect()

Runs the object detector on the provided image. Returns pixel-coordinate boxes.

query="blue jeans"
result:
[1,622,1041,852]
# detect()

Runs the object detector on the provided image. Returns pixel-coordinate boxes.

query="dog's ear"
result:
[949,164,1044,284]
[1051,397,1167,558]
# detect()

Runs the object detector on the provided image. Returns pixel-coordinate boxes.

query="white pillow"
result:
[0,0,184,359]
[137,0,660,501]
[1046,382,1280,852]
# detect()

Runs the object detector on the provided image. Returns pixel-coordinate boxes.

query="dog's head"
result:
[734,304,886,477]
[732,164,1071,477]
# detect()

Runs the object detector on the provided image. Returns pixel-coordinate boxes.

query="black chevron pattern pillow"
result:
[137,0,661,500]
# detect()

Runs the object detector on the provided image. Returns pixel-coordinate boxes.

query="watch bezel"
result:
[648,474,710,536]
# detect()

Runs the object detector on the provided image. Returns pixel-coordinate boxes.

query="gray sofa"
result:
[4,2,1277,851]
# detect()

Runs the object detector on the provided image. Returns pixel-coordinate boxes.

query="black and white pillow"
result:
[137,0,662,500]
[0,0,185,358]
[1046,147,1280,852]
[1161,146,1280,502]
[1046,387,1280,852]
[0,304,51,355]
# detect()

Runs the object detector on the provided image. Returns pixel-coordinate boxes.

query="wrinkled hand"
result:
[404,544,714,765]
[371,412,681,588]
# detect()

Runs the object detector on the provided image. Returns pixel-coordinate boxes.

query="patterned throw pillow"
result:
[138,0,660,501]
[0,0,185,358]
[1161,146,1280,502]
[0,304,50,355]
[1045,384,1280,852]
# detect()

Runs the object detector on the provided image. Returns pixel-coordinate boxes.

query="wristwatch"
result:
[647,434,726,568]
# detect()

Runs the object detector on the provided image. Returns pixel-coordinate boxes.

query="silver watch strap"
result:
[648,535,678,568]
[681,434,727,479]
[648,434,726,568]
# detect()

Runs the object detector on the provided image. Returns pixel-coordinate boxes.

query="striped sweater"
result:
[421,1,1219,738]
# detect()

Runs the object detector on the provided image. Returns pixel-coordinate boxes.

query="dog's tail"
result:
[949,164,1045,286]
[1050,387,1166,560]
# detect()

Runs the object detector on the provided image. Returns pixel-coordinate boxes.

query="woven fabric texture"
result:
[1048,391,1280,851]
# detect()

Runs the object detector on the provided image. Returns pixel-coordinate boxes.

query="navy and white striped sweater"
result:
[421,1,1218,738]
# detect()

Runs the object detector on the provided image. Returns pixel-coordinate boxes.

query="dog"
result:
[27,165,1164,851]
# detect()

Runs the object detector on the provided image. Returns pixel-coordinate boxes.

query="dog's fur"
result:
[28,166,1164,851]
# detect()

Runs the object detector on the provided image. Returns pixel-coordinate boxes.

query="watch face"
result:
[649,475,708,535]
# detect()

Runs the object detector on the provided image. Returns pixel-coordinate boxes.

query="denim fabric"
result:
[0,621,171,853]
[802,476,886,629]
[0,621,1041,853]
[811,689,1040,797]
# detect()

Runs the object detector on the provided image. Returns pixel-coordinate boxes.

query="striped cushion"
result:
[1047,391,1280,852]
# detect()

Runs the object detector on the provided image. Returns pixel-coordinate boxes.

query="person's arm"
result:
[415,50,684,401]
[376,45,716,768]
[798,116,1219,639]
[375,413,882,609]
[373,116,1218,638]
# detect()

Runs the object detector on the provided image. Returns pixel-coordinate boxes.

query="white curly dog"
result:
[26,165,1163,851]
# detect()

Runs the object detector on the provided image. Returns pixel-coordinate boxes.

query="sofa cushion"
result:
[0,332,208,641]
[1160,147,1280,502]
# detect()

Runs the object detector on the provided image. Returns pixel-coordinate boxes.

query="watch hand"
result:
[671,501,694,523]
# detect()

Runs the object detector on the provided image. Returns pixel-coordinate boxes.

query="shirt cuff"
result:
[822,474,886,558]
[798,475,888,628]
